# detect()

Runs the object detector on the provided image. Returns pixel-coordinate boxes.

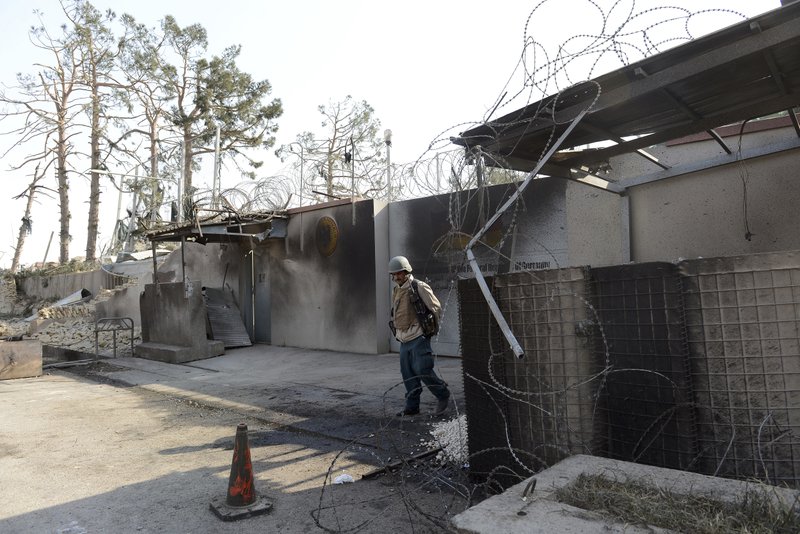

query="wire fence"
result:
[459,253,800,493]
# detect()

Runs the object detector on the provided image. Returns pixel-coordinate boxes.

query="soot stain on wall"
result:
[325,202,377,335]
[404,180,567,282]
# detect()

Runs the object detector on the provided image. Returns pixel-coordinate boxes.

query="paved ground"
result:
[0,345,470,533]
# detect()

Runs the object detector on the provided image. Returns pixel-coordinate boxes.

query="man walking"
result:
[388,255,451,417]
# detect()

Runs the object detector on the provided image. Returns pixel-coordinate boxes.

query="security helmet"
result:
[388,255,412,273]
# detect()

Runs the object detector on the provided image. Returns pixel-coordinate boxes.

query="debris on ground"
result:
[333,473,355,484]
[424,414,468,465]
[0,316,141,357]
[0,277,141,358]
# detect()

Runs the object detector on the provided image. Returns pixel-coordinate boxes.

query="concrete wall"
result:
[156,241,244,297]
[609,125,800,263]
[94,242,244,328]
[94,279,146,327]
[18,269,118,302]
[628,148,800,262]
[387,177,627,356]
[222,178,625,357]
[139,281,207,347]
[124,126,791,357]
[566,181,629,267]
[0,278,18,316]
[268,199,388,354]
[137,280,224,363]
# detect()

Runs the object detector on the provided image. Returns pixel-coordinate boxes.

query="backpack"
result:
[409,279,439,338]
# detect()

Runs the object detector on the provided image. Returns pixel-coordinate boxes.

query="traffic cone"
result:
[209,423,273,521]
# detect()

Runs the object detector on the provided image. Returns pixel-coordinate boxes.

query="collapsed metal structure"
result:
[454,2,800,192]
[453,2,800,490]
[452,2,800,358]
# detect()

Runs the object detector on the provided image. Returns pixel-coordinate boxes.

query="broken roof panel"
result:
[453,3,800,172]
[146,212,288,244]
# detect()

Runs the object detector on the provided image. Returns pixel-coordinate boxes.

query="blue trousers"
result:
[400,335,449,411]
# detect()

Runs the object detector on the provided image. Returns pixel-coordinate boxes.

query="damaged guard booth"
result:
[137,212,288,363]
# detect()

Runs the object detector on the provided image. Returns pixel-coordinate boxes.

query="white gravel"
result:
[425,414,468,465]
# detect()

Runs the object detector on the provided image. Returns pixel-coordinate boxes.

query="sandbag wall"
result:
[459,250,800,488]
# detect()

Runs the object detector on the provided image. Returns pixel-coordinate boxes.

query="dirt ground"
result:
[0,368,472,534]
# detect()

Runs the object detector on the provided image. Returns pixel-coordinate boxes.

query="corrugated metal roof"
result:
[204,287,252,349]
[146,211,288,244]
[454,3,800,174]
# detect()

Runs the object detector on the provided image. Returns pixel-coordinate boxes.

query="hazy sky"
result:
[0,0,781,268]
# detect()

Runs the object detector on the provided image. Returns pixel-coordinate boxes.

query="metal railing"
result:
[95,317,134,359]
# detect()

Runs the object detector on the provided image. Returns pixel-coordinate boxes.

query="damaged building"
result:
[6,0,800,497]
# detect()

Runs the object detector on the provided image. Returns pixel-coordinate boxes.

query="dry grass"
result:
[555,473,800,534]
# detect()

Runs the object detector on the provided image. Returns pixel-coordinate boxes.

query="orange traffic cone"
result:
[210,423,273,521]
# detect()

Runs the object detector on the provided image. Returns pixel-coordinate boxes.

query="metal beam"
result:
[582,120,669,169]
[547,15,800,126]
[467,105,591,359]
[148,218,288,243]
[705,129,733,154]
[751,22,800,138]
[790,108,800,137]
[541,163,626,195]
[560,92,800,168]
[634,67,732,155]
[620,136,800,188]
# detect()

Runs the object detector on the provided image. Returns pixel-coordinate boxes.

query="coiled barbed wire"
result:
[310,3,794,532]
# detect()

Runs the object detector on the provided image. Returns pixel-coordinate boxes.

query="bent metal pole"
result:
[465,85,598,359]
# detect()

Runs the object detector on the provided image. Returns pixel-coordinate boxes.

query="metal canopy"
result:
[453,3,800,178]
[146,212,288,244]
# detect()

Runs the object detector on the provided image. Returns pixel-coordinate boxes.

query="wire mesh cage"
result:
[459,267,601,490]
[682,252,800,486]
[590,262,699,471]
[459,252,800,489]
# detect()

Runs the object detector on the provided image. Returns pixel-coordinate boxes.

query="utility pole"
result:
[384,129,392,201]
[213,123,221,209]
[42,231,54,267]
[435,152,441,194]
[288,143,304,207]
[178,141,185,224]
[122,166,141,259]
[113,176,124,250]
[474,146,486,227]
[91,166,153,260]
[349,137,356,225]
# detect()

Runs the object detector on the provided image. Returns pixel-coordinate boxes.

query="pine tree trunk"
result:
[85,76,101,262]
[57,127,71,265]
[10,187,36,273]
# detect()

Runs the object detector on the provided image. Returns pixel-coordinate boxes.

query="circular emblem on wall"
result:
[315,216,339,257]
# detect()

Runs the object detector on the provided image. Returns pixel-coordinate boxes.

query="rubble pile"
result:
[0,279,142,357]
[37,286,120,320]
[0,277,17,315]
[1,316,141,357]
[37,303,94,319]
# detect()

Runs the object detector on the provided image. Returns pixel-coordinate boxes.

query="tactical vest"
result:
[392,286,417,330]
